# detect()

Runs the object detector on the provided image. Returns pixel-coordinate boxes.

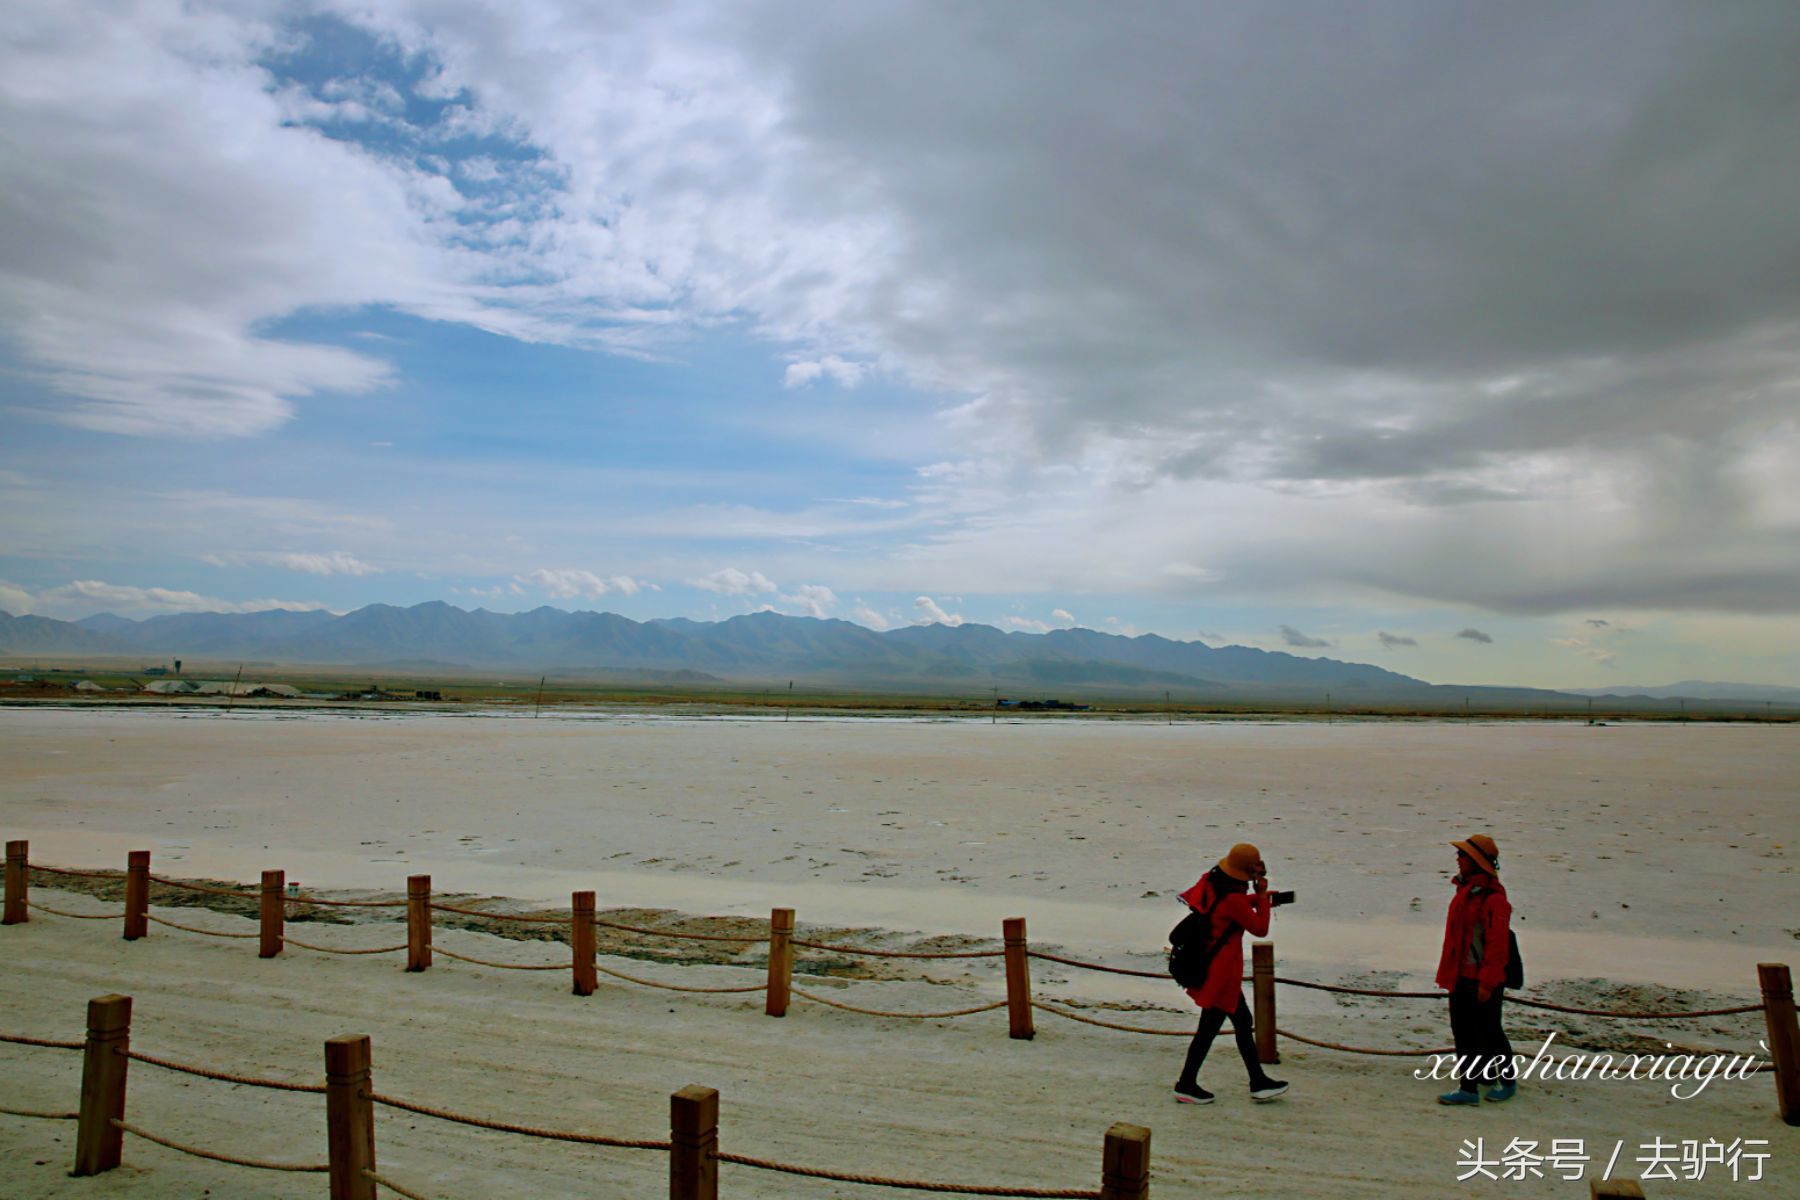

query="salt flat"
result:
[2,708,1795,1197]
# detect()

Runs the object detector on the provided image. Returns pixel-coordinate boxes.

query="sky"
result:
[2,0,1798,689]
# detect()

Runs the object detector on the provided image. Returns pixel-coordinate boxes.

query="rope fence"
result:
[27,900,121,920]
[0,993,1153,1199]
[4,837,1797,1129]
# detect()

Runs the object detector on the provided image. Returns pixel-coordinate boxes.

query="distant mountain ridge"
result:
[6,601,1430,695]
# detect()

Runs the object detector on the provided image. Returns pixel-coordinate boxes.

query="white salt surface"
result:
[2,708,1795,1196]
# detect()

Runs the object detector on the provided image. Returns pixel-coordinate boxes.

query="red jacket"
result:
[1436,873,1511,992]
[1177,874,1270,1011]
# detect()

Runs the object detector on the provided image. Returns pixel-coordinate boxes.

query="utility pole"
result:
[1165,691,1172,726]
[533,674,546,718]
[785,680,793,722]
[1325,691,1332,725]
[992,685,998,725]
[226,662,244,712]
[1464,696,1470,726]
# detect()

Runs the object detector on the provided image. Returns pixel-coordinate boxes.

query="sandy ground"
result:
[2,708,1796,1197]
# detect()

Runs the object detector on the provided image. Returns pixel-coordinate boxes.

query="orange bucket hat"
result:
[1217,842,1266,882]
[1451,833,1499,876]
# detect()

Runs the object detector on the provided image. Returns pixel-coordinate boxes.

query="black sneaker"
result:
[1173,1084,1215,1105]
[1249,1078,1289,1102]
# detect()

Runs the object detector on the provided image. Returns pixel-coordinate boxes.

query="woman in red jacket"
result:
[1435,833,1516,1105]
[1173,843,1288,1104]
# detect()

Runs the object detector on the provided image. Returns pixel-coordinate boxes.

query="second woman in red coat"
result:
[1173,842,1289,1104]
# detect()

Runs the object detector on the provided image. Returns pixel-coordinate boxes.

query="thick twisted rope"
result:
[435,946,565,970]
[429,902,568,924]
[26,901,121,920]
[285,937,408,955]
[592,962,766,994]
[1275,1028,1452,1057]
[792,987,1009,1020]
[368,1092,672,1150]
[145,912,260,938]
[1025,951,1164,979]
[0,1032,84,1051]
[0,1104,77,1120]
[715,1151,1102,1198]
[794,938,1004,960]
[123,1047,327,1093]
[366,1168,438,1200]
[113,1118,329,1171]
[1031,1001,1189,1036]
[594,917,758,943]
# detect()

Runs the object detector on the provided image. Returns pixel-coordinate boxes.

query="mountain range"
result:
[6,602,1421,694]
[1,603,1790,708]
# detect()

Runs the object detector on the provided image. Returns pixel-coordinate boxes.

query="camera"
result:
[1270,890,1297,907]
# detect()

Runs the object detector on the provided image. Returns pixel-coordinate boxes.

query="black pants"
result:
[1178,992,1265,1088]
[1448,979,1514,1091]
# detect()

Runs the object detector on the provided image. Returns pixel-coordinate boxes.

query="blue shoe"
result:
[1485,1082,1517,1103]
[1437,1089,1481,1106]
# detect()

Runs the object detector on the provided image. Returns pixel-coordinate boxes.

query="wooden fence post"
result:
[572,890,597,996]
[406,875,431,971]
[1252,941,1278,1064]
[260,869,285,958]
[3,839,25,925]
[765,907,794,1017]
[1590,1182,1646,1198]
[1004,916,1035,1040]
[122,850,149,941]
[1759,962,1799,1126]
[73,993,132,1176]
[1100,1121,1151,1200]
[325,1034,376,1200]
[670,1085,719,1200]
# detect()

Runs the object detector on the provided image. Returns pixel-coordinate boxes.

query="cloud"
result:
[1455,628,1495,644]
[1001,616,1051,633]
[1050,608,1074,624]
[210,551,380,577]
[913,595,964,626]
[784,356,869,388]
[1279,624,1332,649]
[0,578,35,615]
[1586,618,1611,628]
[23,579,325,619]
[1552,636,1617,667]
[690,568,779,596]
[850,599,890,630]
[779,583,837,619]
[519,569,643,600]
[1377,631,1418,648]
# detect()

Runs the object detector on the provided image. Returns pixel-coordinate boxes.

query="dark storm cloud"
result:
[1455,628,1495,644]
[1378,632,1418,649]
[742,0,1800,613]
[1280,624,1332,648]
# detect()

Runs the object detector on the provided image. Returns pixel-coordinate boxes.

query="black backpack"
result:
[1505,930,1524,991]
[1167,906,1238,990]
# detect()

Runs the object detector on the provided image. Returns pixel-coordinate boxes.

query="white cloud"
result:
[779,583,836,619]
[784,356,869,388]
[913,595,963,626]
[690,568,779,596]
[0,578,35,614]
[850,599,890,630]
[22,579,325,619]
[1001,615,1050,633]
[209,551,381,576]
[1050,608,1074,624]
[518,568,643,600]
